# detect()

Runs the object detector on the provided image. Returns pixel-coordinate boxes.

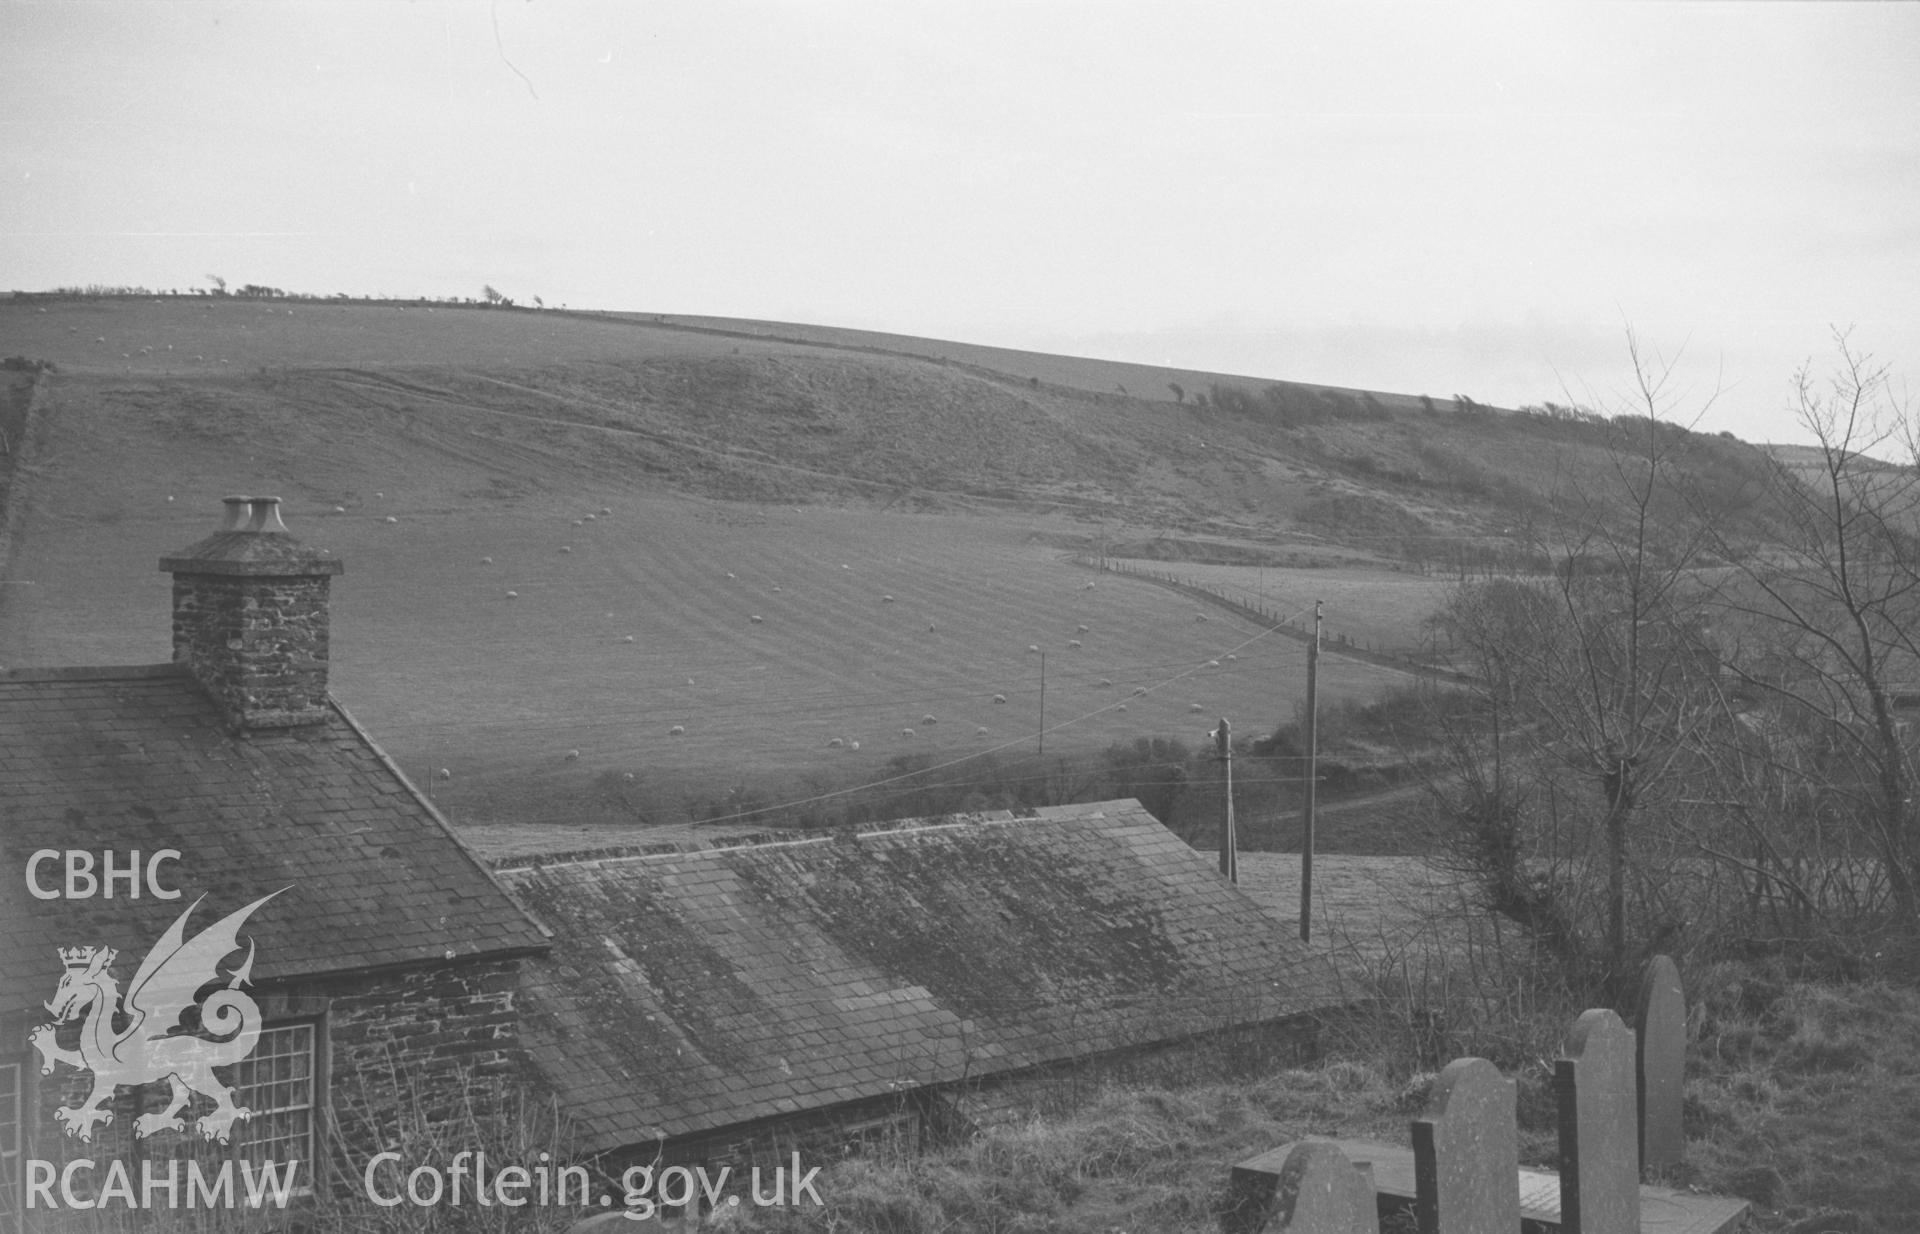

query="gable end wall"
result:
[14,957,532,1203]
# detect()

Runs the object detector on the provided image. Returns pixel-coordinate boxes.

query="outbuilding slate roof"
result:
[499,800,1341,1154]
[0,663,548,1021]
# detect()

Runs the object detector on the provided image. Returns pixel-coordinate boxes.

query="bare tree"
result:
[1703,331,1920,928]
[1428,332,1724,982]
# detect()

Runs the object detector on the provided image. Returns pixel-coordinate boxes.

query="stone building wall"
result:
[16,956,529,1208]
[168,572,334,728]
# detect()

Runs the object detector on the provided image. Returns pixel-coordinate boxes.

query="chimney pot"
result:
[221,495,253,531]
[247,496,288,533]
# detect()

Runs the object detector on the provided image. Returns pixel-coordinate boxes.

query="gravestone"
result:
[1556,1009,1639,1234]
[1410,1056,1519,1234]
[1637,954,1686,1172]
[1272,1141,1381,1234]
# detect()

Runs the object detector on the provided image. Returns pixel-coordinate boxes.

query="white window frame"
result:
[225,1021,319,1194]
[0,1059,21,1234]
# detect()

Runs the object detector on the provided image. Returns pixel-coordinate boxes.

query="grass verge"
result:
[731,950,1920,1234]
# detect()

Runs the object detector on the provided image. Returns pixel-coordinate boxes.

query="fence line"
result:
[1073,556,1478,687]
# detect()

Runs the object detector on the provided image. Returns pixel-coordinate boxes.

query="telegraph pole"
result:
[1300,601,1322,943]
[1037,650,1046,756]
[1214,718,1237,883]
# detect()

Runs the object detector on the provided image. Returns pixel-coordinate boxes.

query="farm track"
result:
[321,371,647,491]
[330,367,1122,518]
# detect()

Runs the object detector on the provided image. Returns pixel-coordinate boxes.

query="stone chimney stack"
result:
[160,496,345,731]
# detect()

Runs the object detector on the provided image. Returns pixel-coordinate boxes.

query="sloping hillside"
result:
[4,297,1780,550]
[0,296,1785,826]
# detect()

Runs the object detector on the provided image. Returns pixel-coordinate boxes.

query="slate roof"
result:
[0,664,549,1021]
[499,800,1341,1153]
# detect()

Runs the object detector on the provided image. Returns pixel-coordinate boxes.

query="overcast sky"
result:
[4,2,1915,444]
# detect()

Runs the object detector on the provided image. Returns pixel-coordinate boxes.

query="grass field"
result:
[0,368,1420,823]
[1106,558,1450,655]
[322,498,1416,821]
[5,297,779,375]
[0,296,1474,826]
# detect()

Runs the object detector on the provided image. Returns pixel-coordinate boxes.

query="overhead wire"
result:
[370,620,1382,748]
[604,602,1326,823]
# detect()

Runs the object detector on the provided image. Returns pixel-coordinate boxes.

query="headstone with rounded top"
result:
[1272,1141,1380,1233]
[1411,1057,1518,1234]
[1637,954,1686,1172]
[1555,1008,1639,1233]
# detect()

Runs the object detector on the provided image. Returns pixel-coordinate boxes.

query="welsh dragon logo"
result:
[29,890,285,1144]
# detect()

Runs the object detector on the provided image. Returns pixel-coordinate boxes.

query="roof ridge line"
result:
[327,694,555,952]
[493,808,1114,871]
